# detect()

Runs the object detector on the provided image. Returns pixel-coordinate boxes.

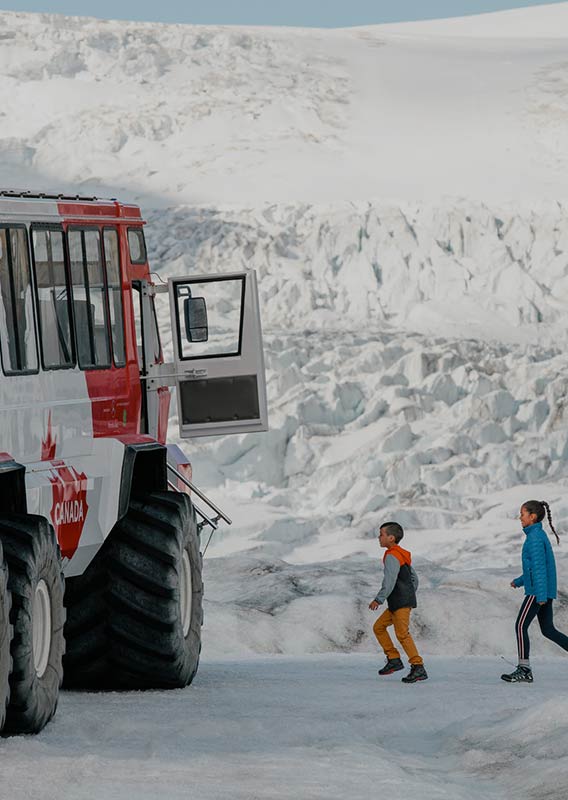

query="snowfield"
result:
[1,2,568,798]
[0,4,567,203]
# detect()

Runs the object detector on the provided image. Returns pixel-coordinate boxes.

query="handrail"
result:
[167,464,232,525]
[167,479,219,531]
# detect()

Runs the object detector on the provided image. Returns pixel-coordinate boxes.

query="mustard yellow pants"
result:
[373,607,423,665]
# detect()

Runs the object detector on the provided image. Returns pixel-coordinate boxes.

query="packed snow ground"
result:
[2,4,568,798]
[5,657,568,800]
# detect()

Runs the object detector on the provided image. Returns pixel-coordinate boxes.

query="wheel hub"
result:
[180,550,193,637]
[32,580,52,678]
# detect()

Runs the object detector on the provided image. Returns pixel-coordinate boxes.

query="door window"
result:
[131,282,145,371]
[68,229,111,369]
[103,229,126,367]
[174,276,245,360]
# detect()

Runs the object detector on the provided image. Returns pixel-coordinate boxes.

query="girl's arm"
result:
[527,535,548,603]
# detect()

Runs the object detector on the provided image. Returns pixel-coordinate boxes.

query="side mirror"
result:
[184,296,208,342]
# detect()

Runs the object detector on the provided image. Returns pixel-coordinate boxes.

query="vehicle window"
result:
[32,229,74,369]
[68,229,111,369]
[174,276,244,360]
[103,229,126,366]
[0,227,38,374]
[127,228,147,264]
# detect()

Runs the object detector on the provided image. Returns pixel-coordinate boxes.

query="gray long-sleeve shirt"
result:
[374,555,419,604]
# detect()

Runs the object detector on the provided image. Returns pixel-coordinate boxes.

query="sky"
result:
[0,0,565,27]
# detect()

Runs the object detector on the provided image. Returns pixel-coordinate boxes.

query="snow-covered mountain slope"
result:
[144,200,568,658]
[0,4,567,203]
[148,201,568,546]
[146,201,568,339]
[372,1,568,37]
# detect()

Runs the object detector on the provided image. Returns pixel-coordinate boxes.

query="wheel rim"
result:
[33,580,52,678]
[180,550,192,637]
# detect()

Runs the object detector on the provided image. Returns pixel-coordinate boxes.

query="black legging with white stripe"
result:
[516,595,568,661]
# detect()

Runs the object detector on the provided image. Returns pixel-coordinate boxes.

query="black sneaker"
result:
[378,658,404,675]
[401,664,428,683]
[501,665,533,683]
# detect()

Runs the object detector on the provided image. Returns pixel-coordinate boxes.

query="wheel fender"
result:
[0,459,27,515]
[118,443,168,520]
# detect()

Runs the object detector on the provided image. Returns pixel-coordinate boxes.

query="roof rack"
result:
[0,189,116,202]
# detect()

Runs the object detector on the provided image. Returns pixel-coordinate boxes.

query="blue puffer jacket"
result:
[512,522,557,603]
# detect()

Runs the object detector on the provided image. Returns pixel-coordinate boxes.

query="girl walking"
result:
[502,500,568,683]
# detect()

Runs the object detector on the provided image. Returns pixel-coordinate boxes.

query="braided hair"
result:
[522,500,560,545]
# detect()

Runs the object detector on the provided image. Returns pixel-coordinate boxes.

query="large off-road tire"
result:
[0,516,65,735]
[107,492,203,689]
[62,547,109,689]
[0,541,12,731]
[63,491,203,690]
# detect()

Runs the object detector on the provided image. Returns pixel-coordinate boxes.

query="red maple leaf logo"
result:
[42,412,89,559]
[41,411,56,461]
[48,464,89,560]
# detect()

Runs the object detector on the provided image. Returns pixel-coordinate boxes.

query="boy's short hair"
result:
[380,521,404,543]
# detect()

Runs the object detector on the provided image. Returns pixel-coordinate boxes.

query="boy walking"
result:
[369,521,428,683]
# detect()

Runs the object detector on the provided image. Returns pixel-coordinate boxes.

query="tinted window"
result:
[103,229,126,366]
[127,228,147,264]
[68,229,111,369]
[32,229,74,369]
[0,227,38,374]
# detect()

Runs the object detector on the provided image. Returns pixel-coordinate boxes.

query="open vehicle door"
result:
[150,271,268,438]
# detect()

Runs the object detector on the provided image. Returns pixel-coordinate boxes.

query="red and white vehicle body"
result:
[0,190,267,579]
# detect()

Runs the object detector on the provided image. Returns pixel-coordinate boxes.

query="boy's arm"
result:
[410,565,419,592]
[374,555,400,604]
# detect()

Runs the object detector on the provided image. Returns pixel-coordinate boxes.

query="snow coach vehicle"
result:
[0,190,267,734]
